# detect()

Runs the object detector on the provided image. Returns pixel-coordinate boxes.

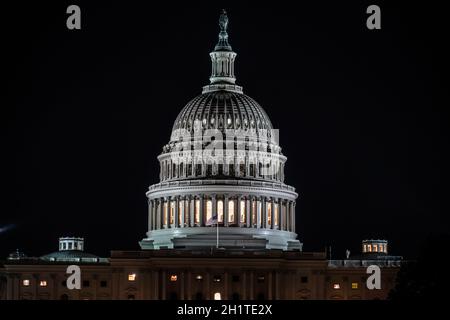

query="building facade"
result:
[1,237,401,300]
[0,11,403,300]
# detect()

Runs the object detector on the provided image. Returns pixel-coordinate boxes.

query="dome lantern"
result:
[204,10,243,94]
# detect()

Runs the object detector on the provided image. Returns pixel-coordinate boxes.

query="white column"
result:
[200,195,204,226]
[148,199,153,231]
[271,198,275,229]
[288,201,293,232]
[224,194,229,227]
[212,194,217,221]
[174,196,179,227]
[190,196,195,227]
[245,196,251,227]
[256,197,261,228]
[263,198,268,229]
[238,196,243,227]
[292,202,296,232]
[180,196,185,228]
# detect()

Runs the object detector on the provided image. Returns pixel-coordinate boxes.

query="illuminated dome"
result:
[171,91,274,140]
[140,10,301,251]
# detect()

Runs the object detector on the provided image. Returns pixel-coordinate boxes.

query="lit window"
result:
[196,275,203,281]
[373,244,378,252]
[128,274,136,281]
[352,282,359,289]
[214,292,221,300]
[363,244,367,253]
[170,275,178,282]
[23,279,30,286]
[228,200,235,223]
[195,199,200,224]
[39,280,47,287]
[267,202,272,226]
[367,244,372,252]
[274,203,279,226]
[257,201,262,224]
[240,200,246,223]
[170,201,175,225]
[206,200,212,223]
[333,283,340,289]
[217,200,224,223]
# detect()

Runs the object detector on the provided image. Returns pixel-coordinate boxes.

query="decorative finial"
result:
[219,9,228,32]
[215,9,232,51]
[204,9,242,92]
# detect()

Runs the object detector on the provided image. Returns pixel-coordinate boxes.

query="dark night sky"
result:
[2,1,447,259]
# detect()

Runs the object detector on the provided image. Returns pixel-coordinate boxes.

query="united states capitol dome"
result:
[140,10,301,251]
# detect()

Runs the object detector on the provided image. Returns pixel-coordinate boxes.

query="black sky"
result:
[2,1,447,259]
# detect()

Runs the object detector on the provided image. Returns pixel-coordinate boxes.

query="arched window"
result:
[214,292,221,300]
[195,199,200,225]
[196,164,202,176]
[249,163,255,177]
[206,200,212,223]
[228,200,235,224]
[217,200,224,223]
[184,199,190,226]
[252,199,257,225]
[239,163,245,176]
[163,201,168,226]
[240,200,246,224]
[229,164,234,176]
[178,200,184,226]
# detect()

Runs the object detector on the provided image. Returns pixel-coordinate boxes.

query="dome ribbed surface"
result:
[171,91,273,137]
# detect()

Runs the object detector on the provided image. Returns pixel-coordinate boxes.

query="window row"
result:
[159,160,285,182]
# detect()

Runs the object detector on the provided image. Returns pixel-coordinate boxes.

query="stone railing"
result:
[148,179,296,192]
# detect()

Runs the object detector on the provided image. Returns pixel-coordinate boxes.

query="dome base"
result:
[139,227,302,251]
